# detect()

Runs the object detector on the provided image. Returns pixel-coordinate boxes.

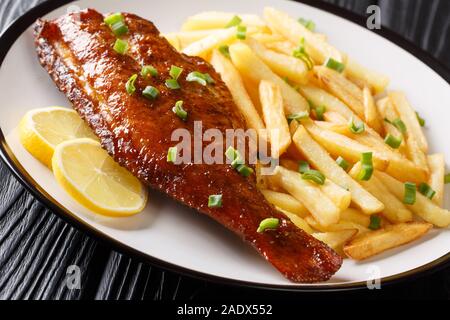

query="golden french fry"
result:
[306,216,369,235]
[164,33,181,51]
[261,189,309,218]
[263,7,344,64]
[315,121,352,137]
[251,33,284,43]
[247,38,309,84]
[263,40,296,56]
[279,158,299,171]
[229,42,309,114]
[292,125,384,214]
[343,222,433,260]
[346,57,389,94]
[210,50,265,133]
[405,131,429,172]
[315,66,365,119]
[276,207,314,233]
[273,166,340,226]
[363,86,383,134]
[427,154,445,206]
[181,11,268,31]
[182,27,238,58]
[348,162,413,223]
[164,29,226,49]
[339,208,370,227]
[259,81,291,158]
[319,179,352,211]
[313,229,358,255]
[389,91,428,152]
[375,171,450,227]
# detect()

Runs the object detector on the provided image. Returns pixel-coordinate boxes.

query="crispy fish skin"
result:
[34,9,342,282]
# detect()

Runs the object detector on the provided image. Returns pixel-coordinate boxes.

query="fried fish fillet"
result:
[34,9,342,282]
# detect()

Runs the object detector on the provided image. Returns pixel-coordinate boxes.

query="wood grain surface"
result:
[0,0,448,300]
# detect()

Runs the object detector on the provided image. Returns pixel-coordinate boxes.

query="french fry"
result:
[279,158,299,171]
[405,131,429,172]
[247,38,309,84]
[292,125,384,214]
[276,207,314,233]
[229,42,309,114]
[263,7,344,64]
[313,229,358,255]
[427,154,445,206]
[164,29,232,49]
[210,50,265,133]
[343,222,433,260]
[348,162,413,223]
[263,40,296,56]
[273,166,340,226]
[315,121,351,137]
[389,91,428,152]
[164,33,181,51]
[181,11,268,31]
[259,81,291,158]
[340,208,370,227]
[362,86,383,134]
[375,171,450,227]
[261,189,309,218]
[182,27,238,58]
[319,179,352,211]
[315,66,365,119]
[251,33,284,44]
[306,216,369,235]
[346,57,389,94]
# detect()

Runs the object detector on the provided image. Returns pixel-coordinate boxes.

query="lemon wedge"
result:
[19,107,98,168]
[52,138,148,217]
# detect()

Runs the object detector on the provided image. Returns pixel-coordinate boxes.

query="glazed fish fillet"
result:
[34,9,342,282]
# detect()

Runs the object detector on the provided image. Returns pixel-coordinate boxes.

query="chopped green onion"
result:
[298,18,316,31]
[292,38,314,70]
[167,146,177,163]
[165,79,180,90]
[349,117,365,134]
[113,39,128,55]
[358,152,373,181]
[287,111,309,123]
[172,100,188,121]
[301,169,325,185]
[445,173,450,184]
[384,134,402,149]
[403,182,416,205]
[235,164,254,177]
[208,194,223,208]
[104,13,124,25]
[418,182,435,200]
[225,15,242,28]
[218,45,230,59]
[257,217,279,233]
[225,146,243,168]
[336,156,349,171]
[142,85,159,100]
[416,111,425,127]
[391,118,407,134]
[110,21,128,36]
[368,215,381,230]
[236,25,247,40]
[298,160,310,174]
[169,65,183,80]
[186,71,214,86]
[141,65,158,78]
[125,74,138,95]
[314,105,326,121]
[325,57,345,73]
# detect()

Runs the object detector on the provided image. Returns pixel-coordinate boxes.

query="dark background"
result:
[0,0,449,300]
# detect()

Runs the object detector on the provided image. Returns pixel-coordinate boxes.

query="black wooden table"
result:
[0,0,449,300]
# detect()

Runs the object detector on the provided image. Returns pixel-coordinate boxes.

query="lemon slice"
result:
[19,107,98,167]
[52,138,148,216]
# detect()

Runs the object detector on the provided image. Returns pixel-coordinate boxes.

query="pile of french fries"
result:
[166,8,450,260]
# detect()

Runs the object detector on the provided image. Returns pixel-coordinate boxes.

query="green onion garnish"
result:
[384,134,402,149]
[113,39,128,55]
[298,160,310,174]
[167,146,177,163]
[418,182,435,200]
[403,182,417,205]
[225,15,242,28]
[298,17,316,31]
[125,74,138,95]
[235,164,254,177]
[292,38,314,70]
[358,152,373,181]
[169,65,183,80]
[104,13,124,25]
[236,25,247,40]
[186,71,214,86]
[349,117,365,134]
[225,146,243,168]
[142,85,159,100]
[314,105,326,121]
[141,65,158,78]
[287,111,309,123]
[325,57,345,73]
[368,215,381,230]
[257,217,279,233]
[110,21,128,37]
[208,194,223,208]
[301,169,326,185]
[389,118,407,134]
[416,111,425,127]
[165,79,180,90]
[336,156,349,171]
[445,173,450,184]
[172,100,187,121]
[218,45,230,59]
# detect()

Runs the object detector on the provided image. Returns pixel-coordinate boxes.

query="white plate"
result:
[0,0,449,290]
